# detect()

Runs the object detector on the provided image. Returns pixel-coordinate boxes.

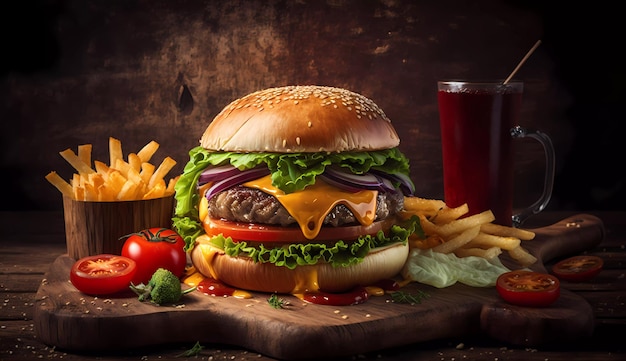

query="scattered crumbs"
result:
[341,315,349,320]
[96,307,103,311]
[333,310,341,314]
[65,301,71,306]
[365,314,371,318]
[84,310,89,314]
[122,303,129,307]
[456,343,465,350]
[245,303,255,307]
[175,304,185,309]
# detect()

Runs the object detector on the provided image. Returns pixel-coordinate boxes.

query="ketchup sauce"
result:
[197,277,252,298]
[298,278,401,306]
[194,274,403,306]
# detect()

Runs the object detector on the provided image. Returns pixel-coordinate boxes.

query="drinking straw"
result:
[503,40,542,84]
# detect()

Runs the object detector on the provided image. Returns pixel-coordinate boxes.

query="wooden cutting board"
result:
[34,214,604,360]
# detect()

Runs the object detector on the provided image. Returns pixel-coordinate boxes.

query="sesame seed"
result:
[282,139,287,147]
[307,121,312,127]
[296,137,301,145]
[222,85,389,122]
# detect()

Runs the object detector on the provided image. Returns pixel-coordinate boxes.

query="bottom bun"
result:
[190,235,410,294]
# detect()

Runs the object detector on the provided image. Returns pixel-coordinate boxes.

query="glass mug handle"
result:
[510,125,556,228]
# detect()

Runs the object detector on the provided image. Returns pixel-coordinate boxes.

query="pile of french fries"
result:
[400,197,537,267]
[46,137,179,201]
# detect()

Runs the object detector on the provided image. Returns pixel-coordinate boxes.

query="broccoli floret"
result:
[130,268,196,305]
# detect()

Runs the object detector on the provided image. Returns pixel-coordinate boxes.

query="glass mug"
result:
[437,80,555,227]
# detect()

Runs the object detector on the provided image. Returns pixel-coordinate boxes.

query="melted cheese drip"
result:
[196,234,221,280]
[291,266,320,295]
[243,175,377,239]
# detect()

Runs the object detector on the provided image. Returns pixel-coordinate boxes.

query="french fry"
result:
[45,172,74,198]
[433,210,495,237]
[59,149,95,175]
[431,203,470,224]
[107,170,127,195]
[508,246,538,267]
[137,140,159,163]
[140,162,155,184]
[432,225,481,254]
[166,176,179,194]
[46,138,180,202]
[109,137,123,168]
[465,232,521,251]
[409,234,445,250]
[73,184,85,201]
[77,144,92,166]
[128,153,142,172]
[144,179,166,199]
[480,223,536,241]
[118,180,139,200]
[94,160,111,180]
[417,215,440,236]
[404,196,446,213]
[148,156,176,189]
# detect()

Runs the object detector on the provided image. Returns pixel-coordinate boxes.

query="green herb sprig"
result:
[389,290,430,304]
[268,293,290,309]
[176,341,204,357]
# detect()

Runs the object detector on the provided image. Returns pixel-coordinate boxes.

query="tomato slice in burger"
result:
[496,270,560,307]
[552,255,603,282]
[204,218,391,243]
[70,254,137,296]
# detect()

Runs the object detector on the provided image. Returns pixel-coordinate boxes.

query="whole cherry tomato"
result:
[121,228,186,285]
[552,255,603,282]
[496,270,560,307]
[70,254,137,296]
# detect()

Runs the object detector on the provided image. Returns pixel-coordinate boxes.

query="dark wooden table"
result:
[1,210,624,361]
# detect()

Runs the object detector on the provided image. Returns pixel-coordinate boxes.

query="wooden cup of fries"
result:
[62,195,174,259]
[46,137,179,259]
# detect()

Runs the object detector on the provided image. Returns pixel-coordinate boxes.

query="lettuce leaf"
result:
[402,249,511,288]
[205,219,418,269]
[172,146,413,251]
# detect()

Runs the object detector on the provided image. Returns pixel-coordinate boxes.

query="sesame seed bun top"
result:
[200,85,400,153]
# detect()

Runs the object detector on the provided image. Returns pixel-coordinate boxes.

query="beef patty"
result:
[207,186,404,227]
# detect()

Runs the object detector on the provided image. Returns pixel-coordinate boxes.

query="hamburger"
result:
[172,85,419,295]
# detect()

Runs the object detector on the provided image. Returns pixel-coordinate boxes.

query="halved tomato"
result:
[70,254,137,296]
[552,255,603,282]
[203,217,393,243]
[496,270,560,307]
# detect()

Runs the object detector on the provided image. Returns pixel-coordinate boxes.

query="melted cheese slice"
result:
[243,175,377,239]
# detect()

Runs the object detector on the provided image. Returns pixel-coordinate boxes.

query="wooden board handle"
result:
[525,213,605,272]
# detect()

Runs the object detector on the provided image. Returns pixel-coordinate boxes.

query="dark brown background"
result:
[1,0,623,213]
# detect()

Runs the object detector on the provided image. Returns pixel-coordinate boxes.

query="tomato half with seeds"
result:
[121,228,187,285]
[70,254,137,296]
[552,255,603,282]
[496,270,560,307]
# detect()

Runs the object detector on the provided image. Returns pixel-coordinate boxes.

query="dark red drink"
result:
[437,81,523,226]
